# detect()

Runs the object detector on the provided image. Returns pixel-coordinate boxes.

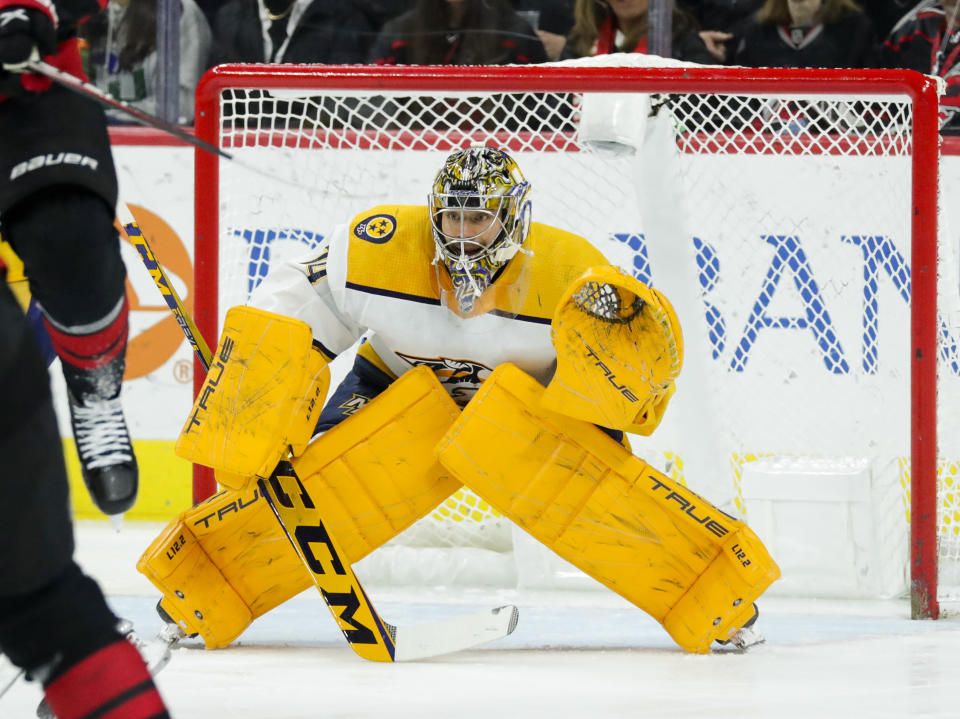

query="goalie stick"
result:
[119,205,519,661]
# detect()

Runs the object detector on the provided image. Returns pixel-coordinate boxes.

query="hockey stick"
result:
[23,61,227,160]
[120,205,518,661]
[116,203,212,366]
[23,61,308,193]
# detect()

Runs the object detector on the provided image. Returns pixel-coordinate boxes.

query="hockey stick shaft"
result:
[119,204,397,661]
[116,202,213,369]
[25,61,325,194]
[24,61,230,161]
[256,466,398,661]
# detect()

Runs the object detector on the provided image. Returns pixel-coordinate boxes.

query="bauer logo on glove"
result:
[542,266,683,435]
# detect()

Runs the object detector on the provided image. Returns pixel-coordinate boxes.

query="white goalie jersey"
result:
[249,204,609,405]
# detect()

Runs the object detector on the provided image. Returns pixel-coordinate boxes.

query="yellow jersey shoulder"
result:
[513,222,610,321]
[344,205,437,299]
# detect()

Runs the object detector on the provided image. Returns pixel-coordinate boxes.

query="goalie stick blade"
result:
[259,469,518,663]
[390,605,520,662]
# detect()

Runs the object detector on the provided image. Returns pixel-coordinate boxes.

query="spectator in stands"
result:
[865,0,915,39]
[729,0,878,68]
[369,0,547,65]
[510,0,576,60]
[881,0,960,132]
[355,0,416,33]
[564,0,718,63]
[679,0,765,33]
[195,0,225,30]
[212,0,373,64]
[676,0,763,60]
[81,0,212,125]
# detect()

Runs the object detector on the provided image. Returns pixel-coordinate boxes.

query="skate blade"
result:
[725,625,765,652]
[109,514,124,533]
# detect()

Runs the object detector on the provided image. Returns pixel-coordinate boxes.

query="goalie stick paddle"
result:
[121,205,519,661]
[257,466,519,662]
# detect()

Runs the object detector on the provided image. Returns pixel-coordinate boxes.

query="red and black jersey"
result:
[731,10,879,69]
[591,13,715,64]
[882,0,960,116]
[369,7,547,65]
[0,0,106,98]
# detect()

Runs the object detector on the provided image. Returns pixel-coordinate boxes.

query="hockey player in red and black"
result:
[0,0,139,517]
[0,263,170,717]
[882,0,960,131]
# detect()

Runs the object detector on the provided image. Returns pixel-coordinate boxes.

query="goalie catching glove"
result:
[543,266,682,435]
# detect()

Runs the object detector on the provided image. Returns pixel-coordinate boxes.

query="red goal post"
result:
[193,61,947,617]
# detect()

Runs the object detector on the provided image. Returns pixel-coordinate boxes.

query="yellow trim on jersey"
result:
[345,205,609,322]
[357,340,398,379]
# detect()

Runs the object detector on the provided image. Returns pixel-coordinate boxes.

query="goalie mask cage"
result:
[193,61,953,618]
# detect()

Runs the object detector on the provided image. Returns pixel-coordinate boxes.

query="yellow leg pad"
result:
[136,515,253,649]
[436,363,780,654]
[290,365,463,561]
[139,365,461,648]
[662,525,776,652]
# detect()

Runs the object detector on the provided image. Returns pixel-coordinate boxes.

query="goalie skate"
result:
[714,603,764,651]
[155,600,198,647]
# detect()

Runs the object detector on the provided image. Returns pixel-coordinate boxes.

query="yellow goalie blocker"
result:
[175,305,332,490]
[139,365,462,648]
[543,266,683,435]
[437,363,780,654]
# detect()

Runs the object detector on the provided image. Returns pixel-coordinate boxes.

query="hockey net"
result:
[194,58,956,615]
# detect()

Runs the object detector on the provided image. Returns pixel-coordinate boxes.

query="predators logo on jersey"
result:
[302,247,329,285]
[395,351,492,406]
[353,213,397,244]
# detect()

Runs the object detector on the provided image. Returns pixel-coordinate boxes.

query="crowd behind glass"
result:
[82,0,959,131]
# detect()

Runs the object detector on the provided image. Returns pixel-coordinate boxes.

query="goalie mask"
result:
[430,146,532,314]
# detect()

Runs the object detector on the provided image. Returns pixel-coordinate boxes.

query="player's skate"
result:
[35,619,169,719]
[714,603,764,651]
[67,388,138,518]
[116,618,172,675]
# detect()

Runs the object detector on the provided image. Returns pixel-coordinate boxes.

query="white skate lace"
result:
[71,397,133,468]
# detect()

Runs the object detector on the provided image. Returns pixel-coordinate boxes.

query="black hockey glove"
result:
[0,6,56,68]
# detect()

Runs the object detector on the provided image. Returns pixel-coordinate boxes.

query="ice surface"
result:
[3,521,960,718]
